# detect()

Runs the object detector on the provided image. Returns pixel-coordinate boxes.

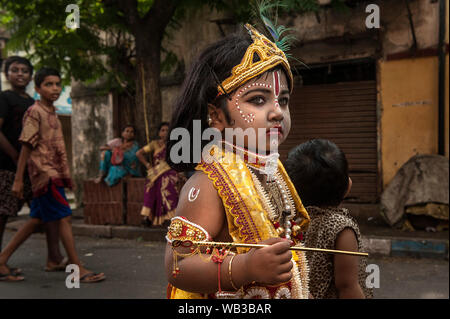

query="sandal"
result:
[7,267,23,276]
[0,272,25,282]
[45,257,69,272]
[80,272,106,283]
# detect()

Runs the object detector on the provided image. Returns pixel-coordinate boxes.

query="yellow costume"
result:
[166,19,310,299]
[167,142,310,299]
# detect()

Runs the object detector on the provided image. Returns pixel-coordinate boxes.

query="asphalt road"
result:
[0,230,448,299]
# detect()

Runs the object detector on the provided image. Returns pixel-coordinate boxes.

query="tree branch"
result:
[145,0,177,34]
[114,0,140,30]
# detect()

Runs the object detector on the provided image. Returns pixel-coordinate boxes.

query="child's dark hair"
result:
[34,67,61,88]
[3,56,34,76]
[166,29,292,172]
[158,122,169,131]
[284,139,349,207]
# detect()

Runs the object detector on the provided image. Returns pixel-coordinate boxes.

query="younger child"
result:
[0,67,105,283]
[284,139,372,298]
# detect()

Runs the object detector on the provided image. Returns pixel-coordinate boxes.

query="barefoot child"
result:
[285,139,372,298]
[164,23,310,299]
[0,67,105,283]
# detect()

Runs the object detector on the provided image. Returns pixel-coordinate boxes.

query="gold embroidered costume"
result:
[167,16,310,299]
[167,143,311,299]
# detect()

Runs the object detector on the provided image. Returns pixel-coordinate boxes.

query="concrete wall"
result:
[162,0,448,193]
[379,56,439,188]
[284,0,447,192]
[376,0,448,187]
[379,0,439,55]
[285,0,440,62]
[159,7,235,119]
[161,83,180,122]
[162,7,234,78]
[71,80,114,207]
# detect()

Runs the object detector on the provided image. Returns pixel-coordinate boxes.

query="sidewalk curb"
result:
[70,222,167,242]
[6,219,449,260]
[70,223,449,260]
[361,235,449,260]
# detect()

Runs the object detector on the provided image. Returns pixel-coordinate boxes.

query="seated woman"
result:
[95,125,141,186]
[136,122,182,227]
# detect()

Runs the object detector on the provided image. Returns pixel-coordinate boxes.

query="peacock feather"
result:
[251,0,307,67]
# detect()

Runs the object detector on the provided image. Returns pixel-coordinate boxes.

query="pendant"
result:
[263,153,279,180]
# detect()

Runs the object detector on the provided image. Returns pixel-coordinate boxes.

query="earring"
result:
[207,116,212,126]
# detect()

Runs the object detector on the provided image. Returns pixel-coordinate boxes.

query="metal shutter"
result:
[280,80,378,203]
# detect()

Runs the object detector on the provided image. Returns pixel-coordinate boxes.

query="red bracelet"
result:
[211,248,228,293]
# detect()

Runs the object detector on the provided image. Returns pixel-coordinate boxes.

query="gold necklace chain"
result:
[247,165,296,223]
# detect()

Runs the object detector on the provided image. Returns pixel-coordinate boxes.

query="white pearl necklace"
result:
[247,165,296,239]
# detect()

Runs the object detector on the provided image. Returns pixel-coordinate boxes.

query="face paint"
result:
[235,82,272,123]
[273,70,281,109]
[188,187,200,202]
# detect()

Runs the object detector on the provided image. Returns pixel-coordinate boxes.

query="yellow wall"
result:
[379,56,439,188]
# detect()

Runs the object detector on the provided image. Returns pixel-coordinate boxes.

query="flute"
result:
[171,240,369,257]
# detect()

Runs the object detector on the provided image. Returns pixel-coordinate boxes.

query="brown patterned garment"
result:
[0,170,32,217]
[19,102,72,197]
[304,206,373,299]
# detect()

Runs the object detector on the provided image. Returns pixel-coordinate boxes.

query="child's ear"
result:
[207,103,228,132]
[344,177,352,198]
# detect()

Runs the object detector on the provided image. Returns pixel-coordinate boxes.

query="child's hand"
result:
[11,180,24,199]
[244,237,293,285]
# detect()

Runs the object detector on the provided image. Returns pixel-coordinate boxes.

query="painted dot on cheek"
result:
[234,82,274,123]
[235,87,255,123]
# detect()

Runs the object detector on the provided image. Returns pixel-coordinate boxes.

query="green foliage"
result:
[283,0,321,13]
[329,0,350,13]
[0,0,127,88]
[161,49,179,74]
[137,0,155,18]
[0,0,328,90]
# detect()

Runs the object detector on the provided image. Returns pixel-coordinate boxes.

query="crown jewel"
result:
[217,23,293,96]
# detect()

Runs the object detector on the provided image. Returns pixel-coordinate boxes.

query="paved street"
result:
[0,230,167,299]
[0,230,448,299]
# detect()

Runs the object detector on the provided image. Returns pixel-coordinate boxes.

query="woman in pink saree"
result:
[136,122,181,226]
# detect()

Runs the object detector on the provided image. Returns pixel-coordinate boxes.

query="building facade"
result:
[68,0,450,211]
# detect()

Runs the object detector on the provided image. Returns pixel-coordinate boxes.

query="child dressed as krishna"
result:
[164,5,311,299]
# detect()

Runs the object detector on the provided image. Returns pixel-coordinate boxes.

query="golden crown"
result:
[217,23,293,96]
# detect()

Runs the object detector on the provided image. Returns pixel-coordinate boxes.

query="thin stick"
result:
[190,240,369,257]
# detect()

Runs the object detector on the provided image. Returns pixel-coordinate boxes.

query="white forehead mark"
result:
[273,70,281,109]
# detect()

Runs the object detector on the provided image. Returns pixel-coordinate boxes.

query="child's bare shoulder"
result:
[175,171,225,237]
